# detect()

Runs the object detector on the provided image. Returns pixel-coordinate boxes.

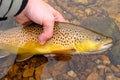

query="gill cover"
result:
[74,39,100,53]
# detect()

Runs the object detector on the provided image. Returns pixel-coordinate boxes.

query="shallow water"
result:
[1,0,120,80]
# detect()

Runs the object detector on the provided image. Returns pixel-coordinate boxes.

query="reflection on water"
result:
[0,0,120,80]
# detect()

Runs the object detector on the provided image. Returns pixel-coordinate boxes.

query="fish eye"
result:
[94,36,101,41]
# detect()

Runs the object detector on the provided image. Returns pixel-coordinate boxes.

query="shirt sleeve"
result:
[0,0,28,18]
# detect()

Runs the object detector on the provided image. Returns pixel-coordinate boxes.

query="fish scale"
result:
[0,22,113,61]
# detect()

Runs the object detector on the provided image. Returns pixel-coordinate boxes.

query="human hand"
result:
[15,0,65,45]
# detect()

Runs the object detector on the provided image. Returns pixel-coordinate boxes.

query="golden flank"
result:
[0,22,113,61]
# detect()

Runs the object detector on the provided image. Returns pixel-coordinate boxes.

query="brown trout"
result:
[0,22,113,61]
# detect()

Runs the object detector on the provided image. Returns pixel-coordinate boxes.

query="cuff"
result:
[15,0,28,16]
[0,0,28,17]
[0,17,7,21]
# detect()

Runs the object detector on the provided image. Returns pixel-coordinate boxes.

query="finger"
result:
[15,15,31,24]
[53,11,66,22]
[39,17,54,45]
[44,54,56,57]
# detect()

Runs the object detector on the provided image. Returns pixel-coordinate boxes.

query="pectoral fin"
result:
[16,53,34,62]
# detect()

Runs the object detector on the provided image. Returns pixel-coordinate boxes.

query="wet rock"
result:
[99,68,105,76]
[17,72,23,80]
[44,78,54,80]
[95,59,103,64]
[67,70,77,78]
[29,77,35,80]
[110,14,120,24]
[85,8,92,16]
[35,63,47,80]
[114,73,120,78]
[51,61,67,77]
[105,67,112,73]
[79,75,86,80]
[40,61,67,80]
[88,0,97,5]
[117,23,120,30]
[87,72,103,80]
[105,73,120,80]
[23,67,34,77]
[39,65,52,80]
[3,78,9,80]
[59,74,74,80]
[90,55,99,61]
[102,0,119,15]
[54,55,72,61]
[7,64,19,77]
[23,77,29,80]
[117,65,120,70]
[68,55,94,72]
[100,55,111,65]
[48,0,87,24]
[97,65,106,69]
[77,0,89,5]
[85,8,96,16]
[85,69,92,75]
[67,55,95,79]
[110,65,120,73]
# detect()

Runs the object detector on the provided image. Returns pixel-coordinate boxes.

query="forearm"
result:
[0,0,28,18]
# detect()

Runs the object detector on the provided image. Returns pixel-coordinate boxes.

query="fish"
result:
[0,22,113,62]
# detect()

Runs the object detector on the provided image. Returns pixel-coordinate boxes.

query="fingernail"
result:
[44,54,55,57]
[40,40,46,45]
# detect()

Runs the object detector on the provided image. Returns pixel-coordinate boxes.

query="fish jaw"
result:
[86,43,113,54]
[74,39,99,54]
[90,38,113,54]
[74,39,113,54]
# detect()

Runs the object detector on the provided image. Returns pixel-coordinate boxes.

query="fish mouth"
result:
[86,42,113,54]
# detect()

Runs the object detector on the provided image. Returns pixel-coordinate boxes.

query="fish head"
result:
[74,30,113,54]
